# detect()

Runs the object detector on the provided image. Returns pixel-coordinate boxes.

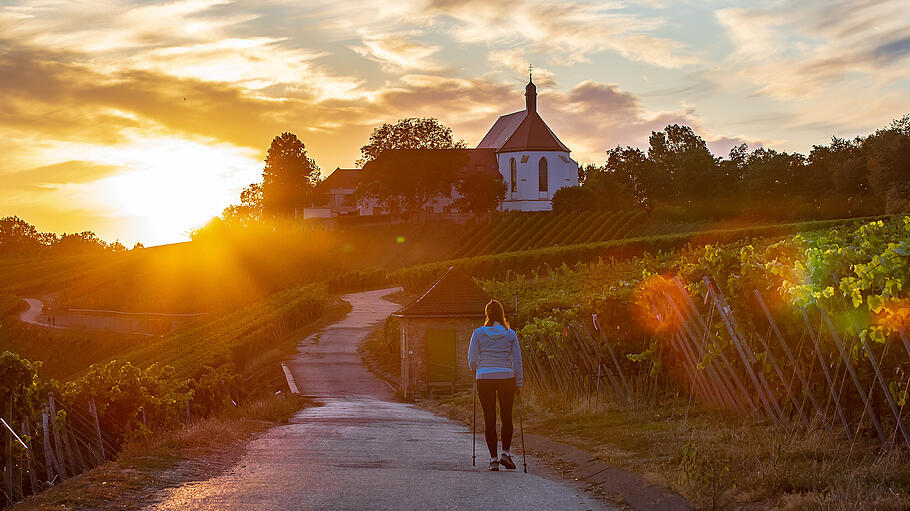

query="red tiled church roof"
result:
[498,112,569,152]
[393,267,493,318]
[476,77,570,153]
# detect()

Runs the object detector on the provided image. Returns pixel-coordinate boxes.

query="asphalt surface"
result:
[147,288,608,510]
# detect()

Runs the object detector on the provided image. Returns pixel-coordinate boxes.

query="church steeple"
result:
[525,65,537,113]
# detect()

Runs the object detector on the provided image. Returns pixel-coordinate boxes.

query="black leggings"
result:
[476,378,515,458]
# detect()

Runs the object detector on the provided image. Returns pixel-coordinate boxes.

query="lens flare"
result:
[629,274,684,336]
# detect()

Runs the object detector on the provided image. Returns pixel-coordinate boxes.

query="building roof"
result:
[320,167,362,191]
[476,78,570,153]
[476,111,526,150]
[393,266,493,318]
[499,111,570,152]
[364,149,499,178]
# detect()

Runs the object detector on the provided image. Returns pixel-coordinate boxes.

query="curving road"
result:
[146,288,608,511]
[19,298,64,329]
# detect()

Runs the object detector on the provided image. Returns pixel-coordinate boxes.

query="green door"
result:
[427,329,456,383]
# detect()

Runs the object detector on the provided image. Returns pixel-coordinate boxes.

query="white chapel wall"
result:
[496,150,578,211]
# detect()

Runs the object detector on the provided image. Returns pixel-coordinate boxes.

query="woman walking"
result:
[468,299,523,471]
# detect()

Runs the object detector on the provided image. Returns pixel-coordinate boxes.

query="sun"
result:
[86,136,261,245]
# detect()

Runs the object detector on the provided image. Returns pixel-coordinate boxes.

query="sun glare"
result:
[71,137,260,246]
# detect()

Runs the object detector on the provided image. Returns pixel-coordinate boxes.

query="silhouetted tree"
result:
[54,232,108,255]
[454,172,506,214]
[222,182,263,227]
[358,149,467,215]
[604,146,654,208]
[357,118,466,166]
[0,216,50,254]
[553,165,635,212]
[647,124,720,204]
[261,133,320,218]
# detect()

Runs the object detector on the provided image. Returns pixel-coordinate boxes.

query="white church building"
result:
[476,76,579,211]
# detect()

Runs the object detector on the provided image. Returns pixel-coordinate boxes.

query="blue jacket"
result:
[467,323,523,387]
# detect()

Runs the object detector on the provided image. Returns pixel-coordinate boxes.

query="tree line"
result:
[0,217,134,257]
[554,115,910,220]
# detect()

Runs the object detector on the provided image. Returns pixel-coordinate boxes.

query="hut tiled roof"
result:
[393,267,493,318]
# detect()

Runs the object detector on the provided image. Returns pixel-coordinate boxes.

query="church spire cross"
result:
[525,65,537,113]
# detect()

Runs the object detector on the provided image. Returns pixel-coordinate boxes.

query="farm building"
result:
[392,267,496,398]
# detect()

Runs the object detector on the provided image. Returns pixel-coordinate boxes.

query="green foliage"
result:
[454,171,507,214]
[0,293,24,317]
[472,214,910,431]
[391,216,874,292]
[602,116,910,220]
[0,351,42,414]
[357,117,466,166]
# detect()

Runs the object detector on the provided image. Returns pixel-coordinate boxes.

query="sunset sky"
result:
[2,0,909,246]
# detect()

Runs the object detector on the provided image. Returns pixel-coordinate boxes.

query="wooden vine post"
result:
[41,410,61,482]
[89,400,106,462]
[4,398,13,505]
[801,309,854,442]
[672,277,757,414]
[857,333,910,449]
[820,309,887,444]
[753,290,824,421]
[704,277,786,427]
[23,417,38,495]
[48,393,68,478]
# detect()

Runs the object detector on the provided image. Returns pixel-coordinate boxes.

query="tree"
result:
[454,172,506,213]
[551,186,597,212]
[357,117,466,166]
[647,124,720,204]
[357,149,467,215]
[261,133,320,218]
[54,232,108,255]
[222,182,263,227]
[0,216,48,254]
[605,146,655,208]
[553,165,635,212]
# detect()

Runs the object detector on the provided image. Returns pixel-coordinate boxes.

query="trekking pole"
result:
[472,378,476,467]
[518,388,527,473]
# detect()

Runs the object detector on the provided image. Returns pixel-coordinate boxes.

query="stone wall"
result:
[399,317,481,398]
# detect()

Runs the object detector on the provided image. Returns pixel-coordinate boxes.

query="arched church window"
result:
[510,158,517,195]
[538,157,548,193]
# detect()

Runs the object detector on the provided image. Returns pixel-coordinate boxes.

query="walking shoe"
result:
[488,460,499,471]
[499,453,516,470]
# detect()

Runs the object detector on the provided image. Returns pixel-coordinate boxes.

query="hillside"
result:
[1,211,642,313]
[450,210,644,258]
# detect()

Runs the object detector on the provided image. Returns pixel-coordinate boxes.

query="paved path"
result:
[147,288,608,511]
[19,298,64,329]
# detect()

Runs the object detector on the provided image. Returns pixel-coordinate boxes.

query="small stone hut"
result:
[392,267,495,398]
